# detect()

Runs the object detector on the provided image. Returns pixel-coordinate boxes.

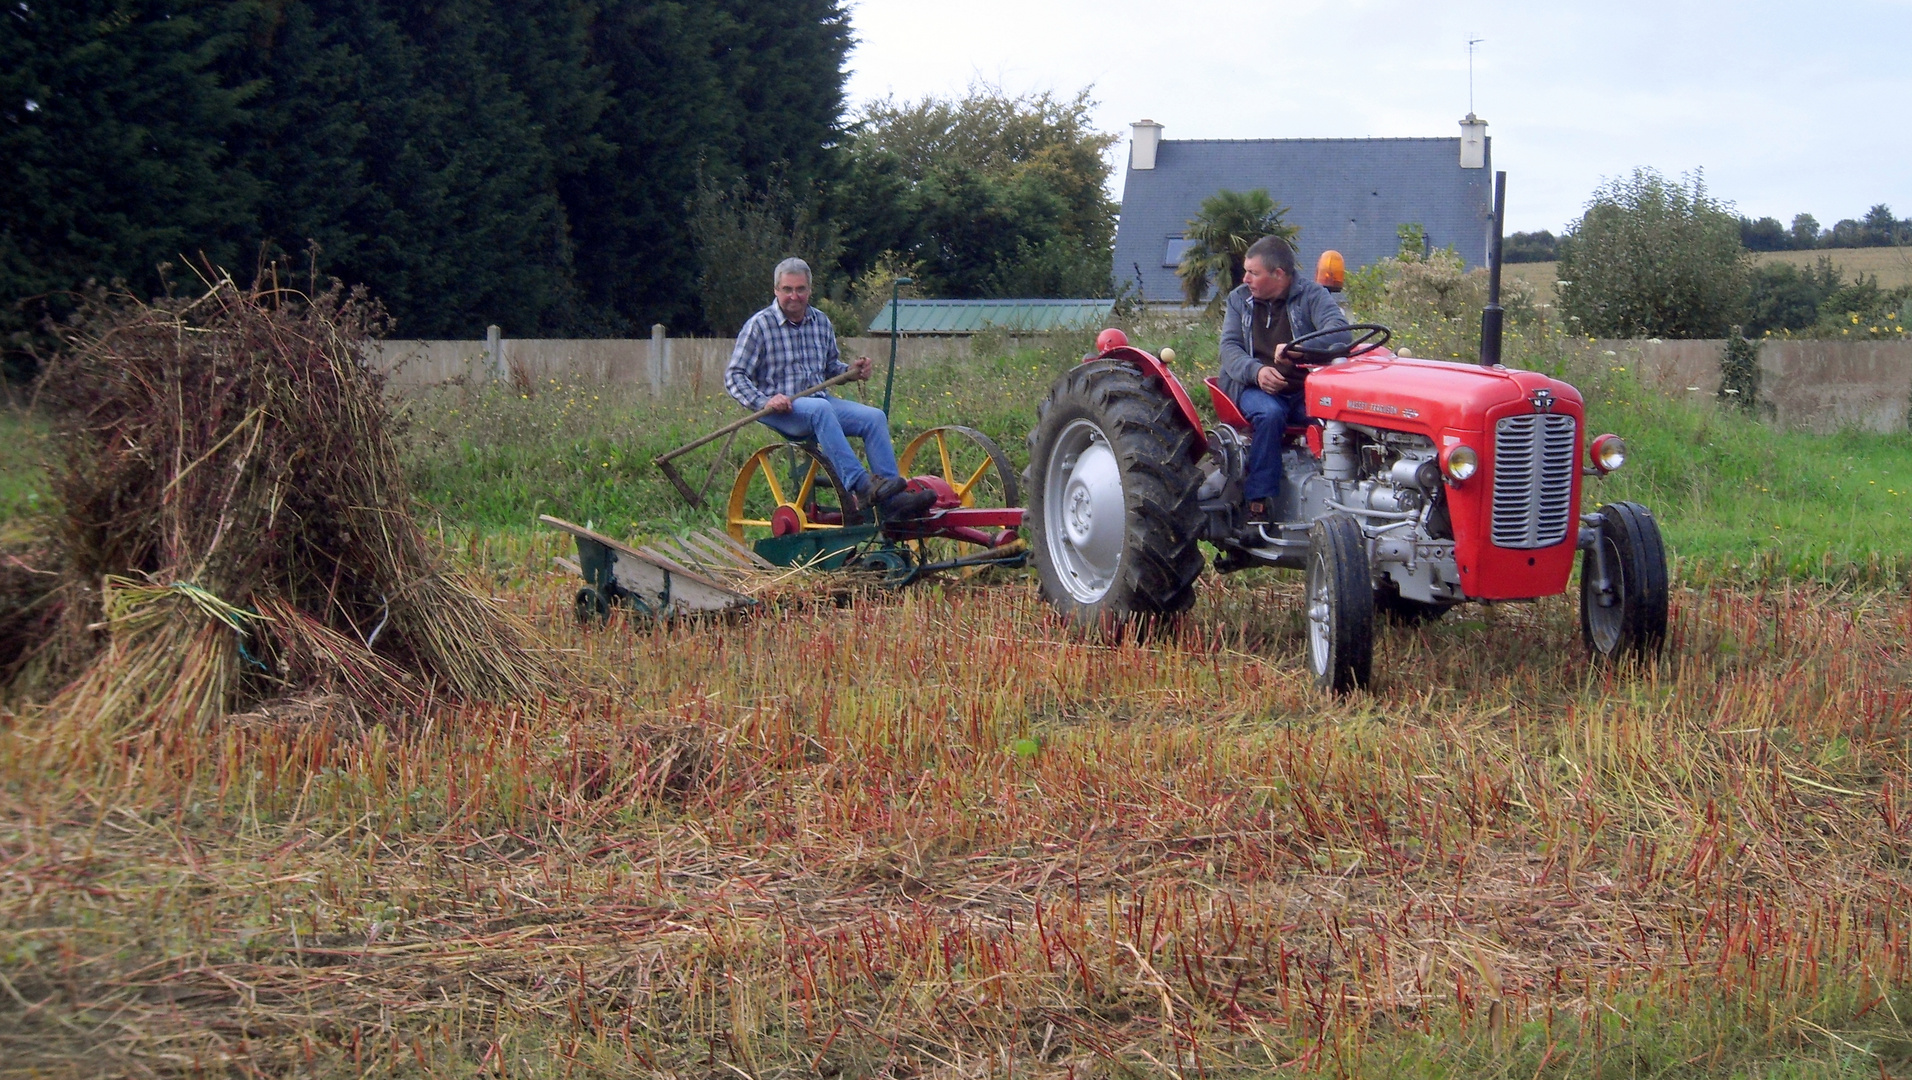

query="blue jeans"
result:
[755,394,898,494]
[1237,385,1307,502]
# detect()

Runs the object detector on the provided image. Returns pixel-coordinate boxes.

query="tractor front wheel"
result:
[1305,514,1374,693]
[1580,501,1669,662]
[1025,360,1205,631]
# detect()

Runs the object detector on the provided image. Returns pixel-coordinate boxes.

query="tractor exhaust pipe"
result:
[1479,170,1506,367]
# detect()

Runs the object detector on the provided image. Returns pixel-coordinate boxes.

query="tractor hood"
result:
[1304,351,1583,435]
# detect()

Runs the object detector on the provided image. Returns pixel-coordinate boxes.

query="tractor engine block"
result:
[1333,425,1461,604]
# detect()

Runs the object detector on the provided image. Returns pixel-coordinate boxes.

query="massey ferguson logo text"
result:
[1347,400,1400,416]
[1529,388,1556,413]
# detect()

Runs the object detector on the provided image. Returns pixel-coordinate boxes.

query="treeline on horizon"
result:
[2,1,1118,378]
[1505,204,1911,263]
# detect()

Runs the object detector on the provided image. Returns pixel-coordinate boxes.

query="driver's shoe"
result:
[879,484,937,520]
[848,475,906,525]
[862,475,908,504]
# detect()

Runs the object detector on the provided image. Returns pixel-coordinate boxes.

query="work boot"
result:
[847,475,907,526]
[879,483,937,520]
[864,475,908,504]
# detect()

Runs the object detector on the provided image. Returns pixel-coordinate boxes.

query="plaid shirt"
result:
[724,303,846,410]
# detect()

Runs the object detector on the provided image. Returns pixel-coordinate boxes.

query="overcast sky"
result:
[843,0,1910,234]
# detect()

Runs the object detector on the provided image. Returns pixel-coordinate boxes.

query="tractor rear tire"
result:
[1305,514,1374,693]
[1025,360,1206,632]
[1580,501,1669,662]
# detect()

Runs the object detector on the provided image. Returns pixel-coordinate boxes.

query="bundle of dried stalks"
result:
[18,273,547,733]
[0,547,67,690]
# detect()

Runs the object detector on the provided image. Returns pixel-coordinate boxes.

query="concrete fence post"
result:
[486,325,503,381]
[649,324,666,396]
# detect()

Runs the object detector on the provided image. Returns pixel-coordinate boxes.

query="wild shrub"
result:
[1346,248,1536,361]
[1719,330,1760,412]
[689,176,844,335]
[1556,168,1749,338]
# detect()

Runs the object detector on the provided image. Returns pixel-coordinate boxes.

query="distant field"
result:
[1506,246,1912,293]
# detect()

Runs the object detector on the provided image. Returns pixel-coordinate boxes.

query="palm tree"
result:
[1177,189,1299,310]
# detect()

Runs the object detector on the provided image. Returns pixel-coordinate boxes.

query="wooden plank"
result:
[679,531,755,572]
[609,549,753,614]
[650,538,712,575]
[634,544,710,584]
[538,515,738,594]
[704,528,777,570]
[552,556,582,576]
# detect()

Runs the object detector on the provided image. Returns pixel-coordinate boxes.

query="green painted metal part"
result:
[751,525,881,571]
[574,534,615,593]
[571,532,668,617]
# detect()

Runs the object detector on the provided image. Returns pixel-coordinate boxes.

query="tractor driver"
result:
[723,257,935,521]
[1217,236,1351,524]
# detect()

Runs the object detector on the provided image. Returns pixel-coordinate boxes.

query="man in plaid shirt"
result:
[724,257,934,520]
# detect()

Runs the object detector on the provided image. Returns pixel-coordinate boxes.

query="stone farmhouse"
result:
[1111,117,1497,305]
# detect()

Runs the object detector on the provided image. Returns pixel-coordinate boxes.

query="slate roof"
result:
[864,298,1114,335]
[1112,137,1495,304]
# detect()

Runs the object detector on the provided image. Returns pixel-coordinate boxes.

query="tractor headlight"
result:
[1442,444,1479,483]
[1589,433,1627,474]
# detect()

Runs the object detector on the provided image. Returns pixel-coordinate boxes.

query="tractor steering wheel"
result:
[1284,323,1391,366]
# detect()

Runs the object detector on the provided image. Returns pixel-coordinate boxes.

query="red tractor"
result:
[1023,175,1668,691]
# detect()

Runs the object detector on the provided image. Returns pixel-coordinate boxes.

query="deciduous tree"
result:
[1556,169,1748,339]
[838,86,1117,299]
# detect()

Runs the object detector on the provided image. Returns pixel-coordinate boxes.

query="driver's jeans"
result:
[1237,385,1308,503]
[755,393,898,495]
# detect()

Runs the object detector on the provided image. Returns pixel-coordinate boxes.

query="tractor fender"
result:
[1091,345,1209,459]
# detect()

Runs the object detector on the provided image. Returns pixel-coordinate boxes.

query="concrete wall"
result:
[372,333,1912,434]
[370,335,1000,395]
[1760,340,1912,434]
[1585,338,1912,434]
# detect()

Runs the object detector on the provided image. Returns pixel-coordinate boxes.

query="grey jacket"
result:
[1216,277,1351,403]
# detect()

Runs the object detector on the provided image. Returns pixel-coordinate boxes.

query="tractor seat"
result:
[1205,377,1251,432]
[1203,377,1314,444]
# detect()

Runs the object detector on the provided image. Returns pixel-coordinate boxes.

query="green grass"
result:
[394,322,1912,585]
[392,328,1127,537]
[8,326,1912,1076]
[1558,354,1912,583]
[6,321,1912,585]
[0,404,50,544]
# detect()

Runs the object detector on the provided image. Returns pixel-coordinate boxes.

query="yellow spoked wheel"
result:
[726,443,851,543]
[897,425,1021,571]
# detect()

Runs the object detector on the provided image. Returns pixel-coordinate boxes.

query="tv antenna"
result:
[1467,37,1484,114]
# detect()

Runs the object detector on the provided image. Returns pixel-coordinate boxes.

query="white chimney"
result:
[1130,119,1164,171]
[1459,113,1488,169]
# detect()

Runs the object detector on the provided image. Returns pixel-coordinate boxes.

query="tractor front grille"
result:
[1490,414,1576,548]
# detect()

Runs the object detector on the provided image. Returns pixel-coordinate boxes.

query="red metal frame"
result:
[1204,376,1251,432]
[1094,346,1209,458]
[1104,333,1597,601]
[1306,352,1587,600]
[883,506,1026,547]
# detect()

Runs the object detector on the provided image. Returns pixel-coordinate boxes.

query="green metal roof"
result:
[865,298,1114,335]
